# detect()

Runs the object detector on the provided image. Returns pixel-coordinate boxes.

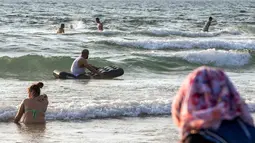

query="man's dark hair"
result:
[82,49,89,55]
[209,17,213,20]
[96,18,100,22]
[61,23,65,28]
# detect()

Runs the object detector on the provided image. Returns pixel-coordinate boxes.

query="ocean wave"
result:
[0,55,120,80]
[0,100,170,122]
[0,55,73,80]
[0,107,16,122]
[240,25,255,35]
[176,49,251,66]
[64,30,123,36]
[1,22,244,38]
[59,28,242,37]
[2,100,255,122]
[0,50,251,80]
[132,29,241,37]
[105,39,255,50]
[126,49,251,70]
[145,49,251,67]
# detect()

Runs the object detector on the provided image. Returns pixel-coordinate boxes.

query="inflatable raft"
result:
[53,66,124,79]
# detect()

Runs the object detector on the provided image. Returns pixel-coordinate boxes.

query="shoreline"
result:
[0,116,177,143]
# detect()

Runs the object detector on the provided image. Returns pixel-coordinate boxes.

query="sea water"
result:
[0,0,255,142]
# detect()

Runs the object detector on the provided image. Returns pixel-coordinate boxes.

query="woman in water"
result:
[172,66,255,143]
[14,82,48,124]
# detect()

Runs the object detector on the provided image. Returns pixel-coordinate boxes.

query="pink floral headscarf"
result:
[172,66,254,140]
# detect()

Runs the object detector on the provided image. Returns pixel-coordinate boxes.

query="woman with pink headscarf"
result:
[172,66,255,143]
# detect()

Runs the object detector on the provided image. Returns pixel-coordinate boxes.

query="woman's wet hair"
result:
[28,82,44,97]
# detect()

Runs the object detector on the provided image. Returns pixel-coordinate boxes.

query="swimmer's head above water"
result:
[96,18,100,23]
[209,16,213,21]
[60,23,65,28]
[57,24,65,33]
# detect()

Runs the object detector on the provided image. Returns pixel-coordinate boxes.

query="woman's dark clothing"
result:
[183,118,255,143]
[183,134,214,143]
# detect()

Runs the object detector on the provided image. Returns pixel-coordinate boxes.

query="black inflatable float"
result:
[53,66,124,79]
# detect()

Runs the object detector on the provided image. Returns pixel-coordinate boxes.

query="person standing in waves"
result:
[203,17,213,32]
[96,18,103,31]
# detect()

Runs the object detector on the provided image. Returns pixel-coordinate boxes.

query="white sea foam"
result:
[0,107,16,122]
[47,99,170,120]
[134,29,241,37]
[70,20,86,30]
[177,49,251,66]
[110,39,255,50]
[2,100,255,122]
[141,49,251,66]
[0,100,170,122]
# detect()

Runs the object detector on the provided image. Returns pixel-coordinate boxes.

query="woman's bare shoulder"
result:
[36,94,48,103]
[22,98,30,103]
